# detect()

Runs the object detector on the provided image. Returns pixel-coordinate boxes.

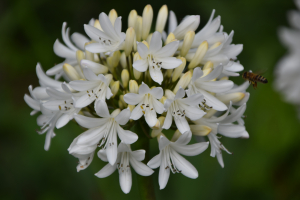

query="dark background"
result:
[1,0,300,199]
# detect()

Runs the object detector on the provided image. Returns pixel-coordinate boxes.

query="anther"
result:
[59,105,61,110]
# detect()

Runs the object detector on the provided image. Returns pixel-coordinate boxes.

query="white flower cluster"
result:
[275,0,300,115]
[24,5,250,193]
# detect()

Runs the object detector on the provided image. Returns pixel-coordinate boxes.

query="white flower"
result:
[221,60,244,77]
[275,0,300,110]
[95,143,154,194]
[69,67,113,108]
[147,131,209,189]
[187,65,233,111]
[163,88,206,133]
[68,100,138,165]
[132,31,182,84]
[192,102,248,167]
[124,83,164,127]
[24,85,47,116]
[84,12,126,53]
[47,22,89,79]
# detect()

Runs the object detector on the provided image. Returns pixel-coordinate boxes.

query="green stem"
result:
[134,121,156,200]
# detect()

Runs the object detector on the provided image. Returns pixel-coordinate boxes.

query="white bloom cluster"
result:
[275,0,300,115]
[24,5,250,193]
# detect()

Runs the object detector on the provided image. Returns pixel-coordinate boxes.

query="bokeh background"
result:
[1,0,300,199]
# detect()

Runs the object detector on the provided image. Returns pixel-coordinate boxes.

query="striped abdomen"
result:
[254,75,268,84]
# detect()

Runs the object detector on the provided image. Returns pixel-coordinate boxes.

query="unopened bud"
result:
[155,5,168,33]
[105,74,113,86]
[188,41,208,69]
[120,95,128,107]
[202,61,213,70]
[171,130,181,142]
[180,31,195,57]
[135,16,143,41]
[63,63,81,80]
[133,37,137,52]
[111,81,120,97]
[165,33,176,45]
[204,109,217,118]
[151,116,166,137]
[133,69,142,80]
[208,42,221,50]
[142,5,153,40]
[108,9,118,25]
[107,51,121,68]
[121,69,130,88]
[146,33,153,45]
[76,50,85,65]
[129,80,138,93]
[173,71,192,93]
[84,42,94,61]
[94,20,102,31]
[190,125,212,136]
[125,27,136,56]
[217,92,245,104]
[118,100,124,109]
[128,10,137,28]
[172,57,186,82]
[159,96,167,104]
[120,52,127,69]
[166,69,173,78]
[128,105,135,112]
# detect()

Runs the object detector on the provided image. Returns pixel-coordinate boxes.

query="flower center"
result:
[163,146,182,174]
[98,119,116,149]
[86,81,107,100]
[140,94,154,115]
[200,99,212,111]
[58,100,75,113]
[99,37,114,46]
[117,152,130,173]
[147,54,162,71]
[170,101,185,119]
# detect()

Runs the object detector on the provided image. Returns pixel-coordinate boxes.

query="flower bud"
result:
[142,5,153,40]
[125,27,136,56]
[166,69,173,78]
[104,74,113,86]
[142,40,149,48]
[118,100,124,109]
[135,16,143,41]
[120,95,128,107]
[173,71,192,93]
[111,81,120,97]
[151,116,165,137]
[94,19,102,31]
[63,63,81,80]
[204,109,217,118]
[165,33,176,45]
[146,33,153,45]
[159,96,167,104]
[155,5,168,33]
[208,42,221,50]
[220,76,229,80]
[120,52,127,69]
[133,37,137,52]
[171,130,181,142]
[84,42,94,61]
[172,57,186,82]
[180,31,195,57]
[190,125,212,136]
[108,9,118,25]
[217,92,245,104]
[107,51,121,68]
[128,105,135,112]
[121,69,130,88]
[129,80,138,93]
[188,41,208,69]
[76,50,85,65]
[202,61,213,70]
[134,69,142,80]
[128,10,137,28]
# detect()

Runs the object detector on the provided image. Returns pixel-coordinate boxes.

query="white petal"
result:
[46,88,70,99]
[56,114,70,129]
[46,62,64,76]
[200,65,223,81]
[180,93,203,106]
[174,117,190,134]
[130,156,154,176]
[137,42,149,59]
[159,162,170,189]
[145,110,157,127]
[85,43,111,53]
[150,87,163,99]
[106,131,118,165]
[69,80,99,91]
[156,57,182,69]
[130,105,143,120]
[174,88,185,99]
[115,109,131,125]
[53,39,75,59]
[170,149,198,178]
[97,149,108,161]
[200,80,233,93]
[84,24,110,41]
[117,125,138,144]
[173,15,200,40]
[191,67,203,82]
[114,17,122,34]
[179,104,205,121]
[81,59,108,74]
[152,98,164,114]
[119,167,132,194]
[174,131,191,145]
[24,94,40,111]
[218,124,247,138]
[133,59,148,72]
[82,67,99,81]
[149,67,163,85]
[198,89,227,111]
[162,110,172,130]
[36,63,62,89]
[95,100,111,118]
[159,136,171,151]
[99,12,119,39]
[74,114,109,128]
[74,94,94,108]
[221,103,246,123]
[147,153,161,169]
[171,141,209,156]
[75,127,105,146]
[139,83,151,95]
[95,163,117,178]
[71,32,89,50]
[168,10,177,33]
[216,153,224,168]
[149,31,162,53]
[155,41,179,58]
[124,93,144,105]
[131,150,145,161]
[118,142,131,152]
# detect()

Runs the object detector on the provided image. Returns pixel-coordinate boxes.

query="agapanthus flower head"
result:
[24,4,250,194]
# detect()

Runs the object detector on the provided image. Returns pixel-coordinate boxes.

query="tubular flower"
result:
[24,4,251,194]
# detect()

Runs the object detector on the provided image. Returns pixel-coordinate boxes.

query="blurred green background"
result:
[1,0,300,199]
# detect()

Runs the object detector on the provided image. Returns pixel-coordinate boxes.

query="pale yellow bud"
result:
[190,125,212,136]
[220,76,229,80]
[171,130,181,142]
[173,71,192,93]
[159,96,167,104]
[188,41,208,69]
[84,42,94,61]
[142,40,149,49]
[129,80,138,93]
[94,20,102,31]
[166,69,173,78]
[108,9,118,25]
[125,27,136,56]
[203,61,213,70]
[204,109,217,118]
[121,69,130,88]
[111,81,120,97]
[107,51,121,68]
[217,92,245,104]
[73,65,85,79]
[202,68,212,77]
[118,100,124,109]
[142,5,153,40]
[151,116,166,137]
[133,69,142,80]
[120,95,128,107]
[135,16,143,41]
[128,105,135,112]
[128,10,137,28]
[172,57,186,82]
[209,42,222,50]
[120,52,127,69]
[180,31,195,57]
[165,33,176,45]
[146,33,153,45]
[133,37,137,52]
[76,50,85,65]
[63,63,81,80]
[155,5,168,33]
